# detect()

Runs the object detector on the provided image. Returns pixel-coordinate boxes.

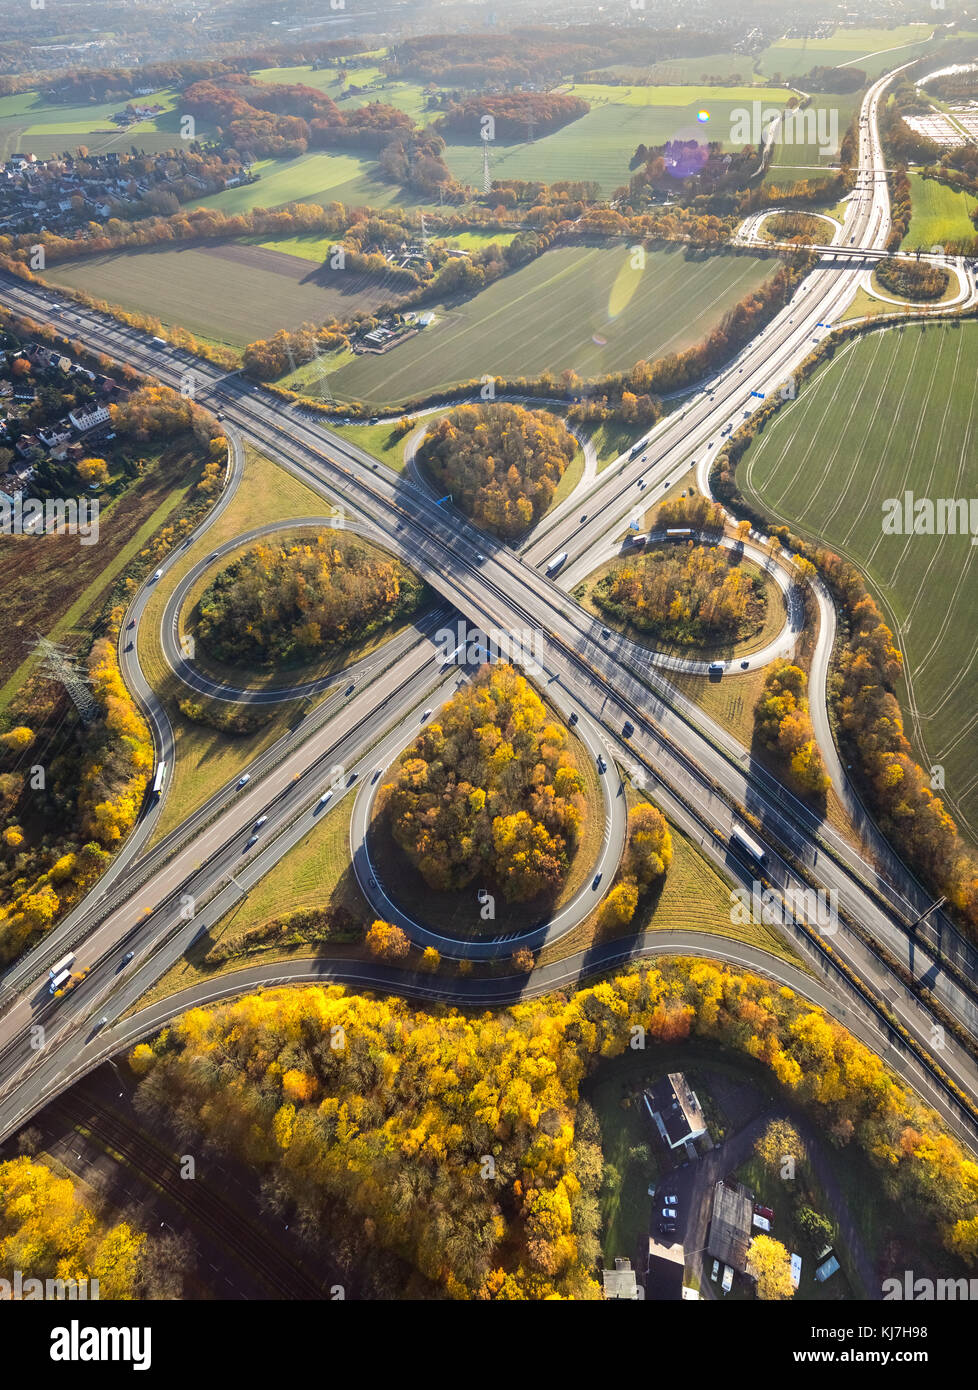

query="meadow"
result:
[44,241,403,348]
[183,147,433,215]
[766,91,860,187]
[0,86,201,161]
[902,172,978,250]
[321,244,777,406]
[738,321,978,838]
[441,83,794,196]
[757,25,939,80]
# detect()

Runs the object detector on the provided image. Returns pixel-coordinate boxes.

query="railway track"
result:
[51,1087,329,1301]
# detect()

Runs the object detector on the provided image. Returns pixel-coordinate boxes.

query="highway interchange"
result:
[3,64,978,1156]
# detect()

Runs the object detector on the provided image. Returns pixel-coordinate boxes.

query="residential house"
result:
[645,1073,708,1151]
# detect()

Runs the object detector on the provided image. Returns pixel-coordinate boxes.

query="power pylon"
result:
[34,636,99,725]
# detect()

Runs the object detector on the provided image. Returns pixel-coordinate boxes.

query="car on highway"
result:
[318,791,332,806]
[372,767,383,782]
[741,659,750,670]
[421,709,432,720]
[568,711,578,724]
[245,834,259,850]
[122,951,134,965]
[476,552,486,562]
[637,478,647,489]
[622,721,634,738]
[254,815,268,829]
[708,661,724,674]
[592,872,602,890]
[152,568,163,581]
[580,513,587,523]
[237,773,251,787]
[127,618,135,629]
[601,627,611,639]
[596,755,607,773]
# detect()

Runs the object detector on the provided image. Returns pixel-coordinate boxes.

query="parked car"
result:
[661,1207,677,1220]
[662,1194,678,1205]
[658,1221,677,1235]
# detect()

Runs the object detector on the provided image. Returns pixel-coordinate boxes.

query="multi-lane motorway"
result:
[3,64,978,1150]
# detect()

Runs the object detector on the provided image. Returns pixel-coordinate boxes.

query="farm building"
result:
[602,1257,641,1300]
[707,1180,754,1275]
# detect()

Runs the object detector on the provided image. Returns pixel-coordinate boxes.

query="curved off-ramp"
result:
[157,514,448,706]
[559,526,804,676]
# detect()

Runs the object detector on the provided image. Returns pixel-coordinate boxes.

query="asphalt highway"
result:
[2,64,978,1150]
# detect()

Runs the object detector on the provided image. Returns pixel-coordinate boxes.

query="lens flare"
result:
[697,109,710,124]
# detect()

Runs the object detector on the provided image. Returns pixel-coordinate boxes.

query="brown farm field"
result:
[0,443,204,710]
[44,242,407,349]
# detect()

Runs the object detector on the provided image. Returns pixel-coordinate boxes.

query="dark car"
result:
[622,721,634,738]
[657,1221,677,1235]
[569,711,579,724]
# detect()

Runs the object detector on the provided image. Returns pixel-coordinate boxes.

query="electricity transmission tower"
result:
[34,636,99,724]
[481,139,491,195]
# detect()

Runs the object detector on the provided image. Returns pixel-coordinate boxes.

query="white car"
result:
[661,1207,677,1220]
[662,1193,678,1205]
[237,773,250,787]
[318,791,332,806]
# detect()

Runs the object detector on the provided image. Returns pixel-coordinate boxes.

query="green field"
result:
[739,322,978,838]
[184,149,432,215]
[44,241,403,348]
[0,87,203,161]
[767,92,860,184]
[591,54,761,84]
[441,84,794,196]
[320,244,777,406]
[249,62,431,123]
[903,172,978,250]
[757,25,938,81]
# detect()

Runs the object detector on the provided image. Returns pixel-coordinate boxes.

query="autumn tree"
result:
[755,1118,804,1178]
[76,456,109,487]
[197,533,426,667]
[593,542,765,647]
[381,664,586,901]
[416,403,576,539]
[365,920,409,960]
[754,662,830,799]
[747,1234,795,1300]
